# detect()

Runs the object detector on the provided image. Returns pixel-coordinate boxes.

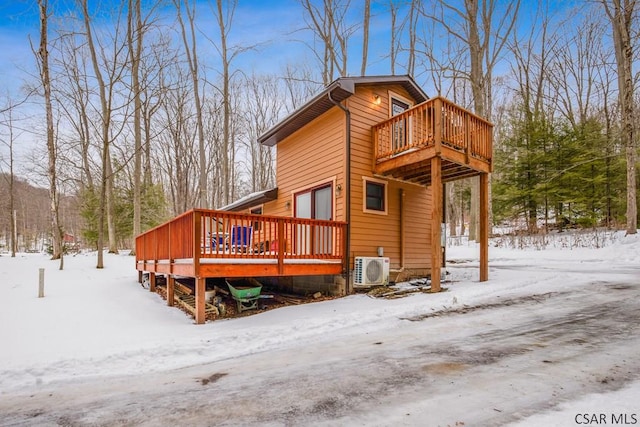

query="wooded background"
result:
[0,0,637,268]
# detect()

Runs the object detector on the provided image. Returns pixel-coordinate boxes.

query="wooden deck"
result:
[136,209,348,278]
[136,209,347,324]
[373,96,492,185]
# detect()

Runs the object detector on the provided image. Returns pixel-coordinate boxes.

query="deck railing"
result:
[135,208,347,264]
[373,96,493,164]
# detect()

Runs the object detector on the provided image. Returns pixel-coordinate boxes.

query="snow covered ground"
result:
[1,230,639,426]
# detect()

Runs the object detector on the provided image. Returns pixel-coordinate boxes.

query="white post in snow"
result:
[38,268,45,298]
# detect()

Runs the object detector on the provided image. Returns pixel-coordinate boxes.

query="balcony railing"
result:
[373,96,493,166]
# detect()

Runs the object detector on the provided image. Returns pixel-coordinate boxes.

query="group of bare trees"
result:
[9,0,317,268]
[0,0,637,266]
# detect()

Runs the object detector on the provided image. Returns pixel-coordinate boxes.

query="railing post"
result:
[277,219,285,275]
[465,113,471,163]
[434,97,442,155]
[168,220,172,274]
[153,227,158,269]
[488,125,494,172]
[193,210,201,277]
[430,156,442,292]
[373,128,379,168]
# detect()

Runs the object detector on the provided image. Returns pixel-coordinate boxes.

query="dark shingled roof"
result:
[258,75,428,147]
[218,187,278,212]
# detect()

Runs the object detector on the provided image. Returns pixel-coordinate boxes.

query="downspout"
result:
[328,89,352,294]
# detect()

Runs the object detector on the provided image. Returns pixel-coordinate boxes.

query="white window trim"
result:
[363,176,388,215]
[388,91,414,118]
[290,176,337,220]
[388,91,414,149]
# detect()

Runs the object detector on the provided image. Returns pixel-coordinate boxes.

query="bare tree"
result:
[53,33,96,193]
[547,11,606,131]
[299,0,353,84]
[388,0,420,76]
[281,63,321,112]
[388,0,401,75]
[601,0,637,234]
[424,0,520,240]
[0,96,29,257]
[36,0,64,269]
[241,73,280,192]
[156,63,200,215]
[213,0,236,206]
[174,0,207,208]
[79,0,129,266]
[128,0,143,250]
[361,0,370,76]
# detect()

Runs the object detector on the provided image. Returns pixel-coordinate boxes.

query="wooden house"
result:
[135,75,492,324]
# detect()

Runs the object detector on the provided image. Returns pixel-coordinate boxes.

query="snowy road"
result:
[2,269,639,426]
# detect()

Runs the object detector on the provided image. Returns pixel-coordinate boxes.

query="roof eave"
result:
[218,188,278,212]
[257,75,428,147]
[258,79,355,147]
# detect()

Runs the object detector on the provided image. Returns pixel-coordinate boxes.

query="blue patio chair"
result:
[210,234,227,251]
[229,225,253,253]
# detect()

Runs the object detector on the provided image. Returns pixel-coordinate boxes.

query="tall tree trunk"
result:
[81,0,111,268]
[216,0,232,206]
[2,101,18,257]
[389,1,399,75]
[129,0,143,250]
[175,0,207,208]
[106,154,118,253]
[602,0,637,234]
[361,0,370,76]
[38,0,64,269]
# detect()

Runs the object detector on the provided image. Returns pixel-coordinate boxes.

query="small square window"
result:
[363,178,387,214]
[250,206,263,230]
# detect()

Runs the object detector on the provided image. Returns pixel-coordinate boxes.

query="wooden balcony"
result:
[136,209,348,280]
[373,96,493,186]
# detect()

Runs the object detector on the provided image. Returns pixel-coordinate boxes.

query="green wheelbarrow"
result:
[226,280,262,312]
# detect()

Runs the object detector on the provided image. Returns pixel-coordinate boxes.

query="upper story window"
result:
[391,97,410,116]
[389,92,413,151]
[363,177,388,215]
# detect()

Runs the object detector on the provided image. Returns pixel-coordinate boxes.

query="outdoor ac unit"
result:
[354,257,390,286]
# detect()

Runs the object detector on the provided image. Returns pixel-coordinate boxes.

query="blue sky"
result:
[0,2,40,90]
[0,0,590,104]
[0,0,405,97]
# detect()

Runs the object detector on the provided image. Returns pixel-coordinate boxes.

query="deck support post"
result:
[149,272,156,292]
[479,173,489,281]
[430,156,442,292]
[195,277,206,324]
[434,98,442,154]
[167,275,175,306]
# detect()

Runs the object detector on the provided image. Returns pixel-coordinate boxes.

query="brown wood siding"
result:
[264,83,434,272]
[347,85,433,270]
[264,107,346,223]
